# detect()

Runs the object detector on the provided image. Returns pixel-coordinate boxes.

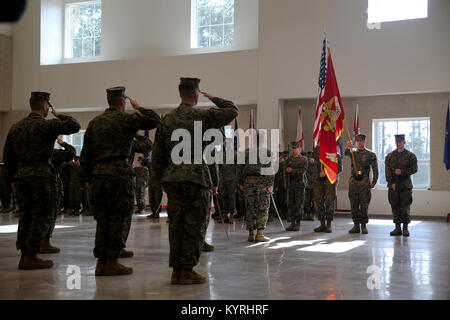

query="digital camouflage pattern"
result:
[151,96,238,270]
[239,148,275,231]
[3,112,80,252]
[145,161,163,215]
[385,149,417,224]
[285,154,308,221]
[80,107,160,260]
[274,158,288,218]
[312,145,342,222]
[345,148,378,224]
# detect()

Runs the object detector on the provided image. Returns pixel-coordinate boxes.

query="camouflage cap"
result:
[106,86,127,99]
[30,92,51,101]
[291,141,301,149]
[395,134,405,141]
[355,134,366,141]
[179,77,201,91]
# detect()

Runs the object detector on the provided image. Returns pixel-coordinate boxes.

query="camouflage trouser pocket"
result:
[258,194,270,213]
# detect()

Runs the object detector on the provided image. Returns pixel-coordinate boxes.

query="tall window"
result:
[367,0,428,24]
[62,131,86,156]
[191,0,234,48]
[65,1,102,59]
[373,118,430,189]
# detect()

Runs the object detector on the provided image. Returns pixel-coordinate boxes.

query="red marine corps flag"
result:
[313,35,345,184]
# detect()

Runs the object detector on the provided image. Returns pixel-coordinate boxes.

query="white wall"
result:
[257,0,450,130]
[12,0,258,111]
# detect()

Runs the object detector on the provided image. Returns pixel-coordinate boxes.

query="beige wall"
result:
[283,92,450,192]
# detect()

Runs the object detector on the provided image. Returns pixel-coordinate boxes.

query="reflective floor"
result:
[0,212,449,300]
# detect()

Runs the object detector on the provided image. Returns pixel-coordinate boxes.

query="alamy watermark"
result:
[366,265,381,290]
[66,265,81,290]
[170,122,280,175]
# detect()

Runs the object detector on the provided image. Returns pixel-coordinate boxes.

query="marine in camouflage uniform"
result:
[144,156,163,219]
[303,151,317,220]
[80,87,160,276]
[134,157,149,213]
[3,92,80,270]
[345,134,378,234]
[285,141,308,231]
[385,134,418,237]
[239,134,275,242]
[41,137,76,253]
[123,134,153,251]
[312,144,342,233]
[59,160,73,213]
[151,78,238,285]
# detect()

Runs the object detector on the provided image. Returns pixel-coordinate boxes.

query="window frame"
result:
[372,117,431,190]
[367,0,428,25]
[191,0,235,49]
[63,0,102,63]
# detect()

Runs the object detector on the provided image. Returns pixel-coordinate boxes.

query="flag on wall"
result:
[444,102,450,170]
[314,35,345,184]
[352,104,360,144]
[296,107,304,151]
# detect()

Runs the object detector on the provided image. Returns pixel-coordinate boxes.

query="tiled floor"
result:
[0,212,449,300]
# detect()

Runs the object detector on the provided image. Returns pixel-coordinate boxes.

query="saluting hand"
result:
[268,185,274,194]
[57,136,64,146]
[201,91,215,100]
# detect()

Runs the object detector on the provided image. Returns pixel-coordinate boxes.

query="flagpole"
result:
[343,116,359,174]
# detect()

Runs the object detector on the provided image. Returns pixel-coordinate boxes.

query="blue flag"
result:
[444,102,450,170]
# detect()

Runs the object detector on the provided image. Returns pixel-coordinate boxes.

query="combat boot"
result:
[248,230,255,242]
[361,224,368,234]
[39,239,60,254]
[255,230,270,242]
[147,212,159,219]
[390,224,402,236]
[95,258,106,276]
[325,220,332,233]
[402,224,410,237]
[119,249,134,258]
[348,223,360,234]
[179,269,206,285]
[314,220,326,232]
[202,241,214,252]
[171,269,181,284]
[103,258,133,276]
[22,252,53,270]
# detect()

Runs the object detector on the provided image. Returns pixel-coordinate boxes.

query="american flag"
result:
[313,36,328,146]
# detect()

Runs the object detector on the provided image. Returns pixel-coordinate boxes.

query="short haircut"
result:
[29,97,46,111]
